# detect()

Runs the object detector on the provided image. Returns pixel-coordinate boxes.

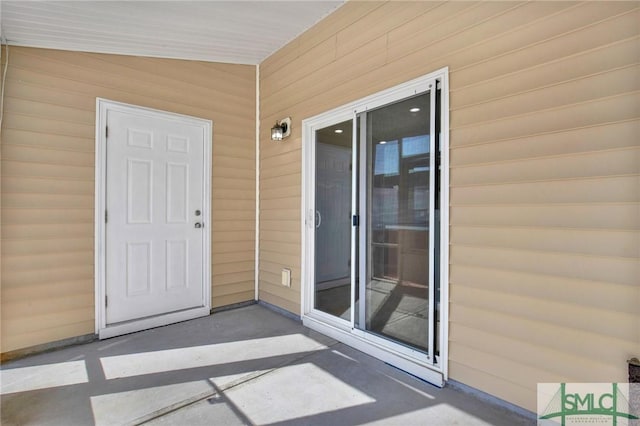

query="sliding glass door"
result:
[307,73,445,372]
[356,90,440,360]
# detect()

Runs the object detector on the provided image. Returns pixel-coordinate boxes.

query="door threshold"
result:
[99,306,209,339]
[302,314,444,387]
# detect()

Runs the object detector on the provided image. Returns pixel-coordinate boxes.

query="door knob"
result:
[195,222,203,228]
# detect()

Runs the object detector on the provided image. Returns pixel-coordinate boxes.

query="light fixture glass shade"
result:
[271,123,283,141]
[271,117,291,141]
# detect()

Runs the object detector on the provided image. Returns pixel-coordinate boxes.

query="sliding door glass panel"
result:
[361,93,431,352]
[314,120,353,320]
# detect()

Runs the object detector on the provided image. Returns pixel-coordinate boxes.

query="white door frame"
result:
[94,98,212,339]
[301,67,450,385]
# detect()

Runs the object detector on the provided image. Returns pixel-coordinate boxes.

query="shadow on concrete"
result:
[1,304,532,426]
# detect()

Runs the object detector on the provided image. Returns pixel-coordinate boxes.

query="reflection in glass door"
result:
[357,89,440,358]
[314,120,353,321]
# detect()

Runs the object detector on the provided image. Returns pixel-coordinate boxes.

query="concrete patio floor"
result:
[1,304,533,425]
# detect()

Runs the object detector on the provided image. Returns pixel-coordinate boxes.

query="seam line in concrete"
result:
[132,340,341,425]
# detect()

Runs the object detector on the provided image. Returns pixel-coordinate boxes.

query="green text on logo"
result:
[539,383,638,426]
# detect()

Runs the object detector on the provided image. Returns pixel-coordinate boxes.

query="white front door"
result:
[102,102,210,332]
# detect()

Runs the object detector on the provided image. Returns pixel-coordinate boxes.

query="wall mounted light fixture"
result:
[271,117,291,141]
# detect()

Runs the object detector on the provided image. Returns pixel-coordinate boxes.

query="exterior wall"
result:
[258,1,640,412]
[1,47,256,353]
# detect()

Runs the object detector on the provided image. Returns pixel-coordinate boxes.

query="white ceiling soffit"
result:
[0,1,345,65]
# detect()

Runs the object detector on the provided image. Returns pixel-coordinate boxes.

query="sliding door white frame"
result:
[301,67,450,385]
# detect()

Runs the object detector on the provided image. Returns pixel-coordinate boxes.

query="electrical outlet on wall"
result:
[281,268,291,287]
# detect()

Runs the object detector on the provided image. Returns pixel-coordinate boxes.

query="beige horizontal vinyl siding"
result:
[259,1,640,412]
[1,46,256,353]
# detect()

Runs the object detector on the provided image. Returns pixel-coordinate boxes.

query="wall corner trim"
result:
[255,63,260,301]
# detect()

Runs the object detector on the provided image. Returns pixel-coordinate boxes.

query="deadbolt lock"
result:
[195,210,201,216]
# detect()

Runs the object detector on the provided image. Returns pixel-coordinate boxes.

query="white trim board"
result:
[255,64,260,301]
[94,98,213,339]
